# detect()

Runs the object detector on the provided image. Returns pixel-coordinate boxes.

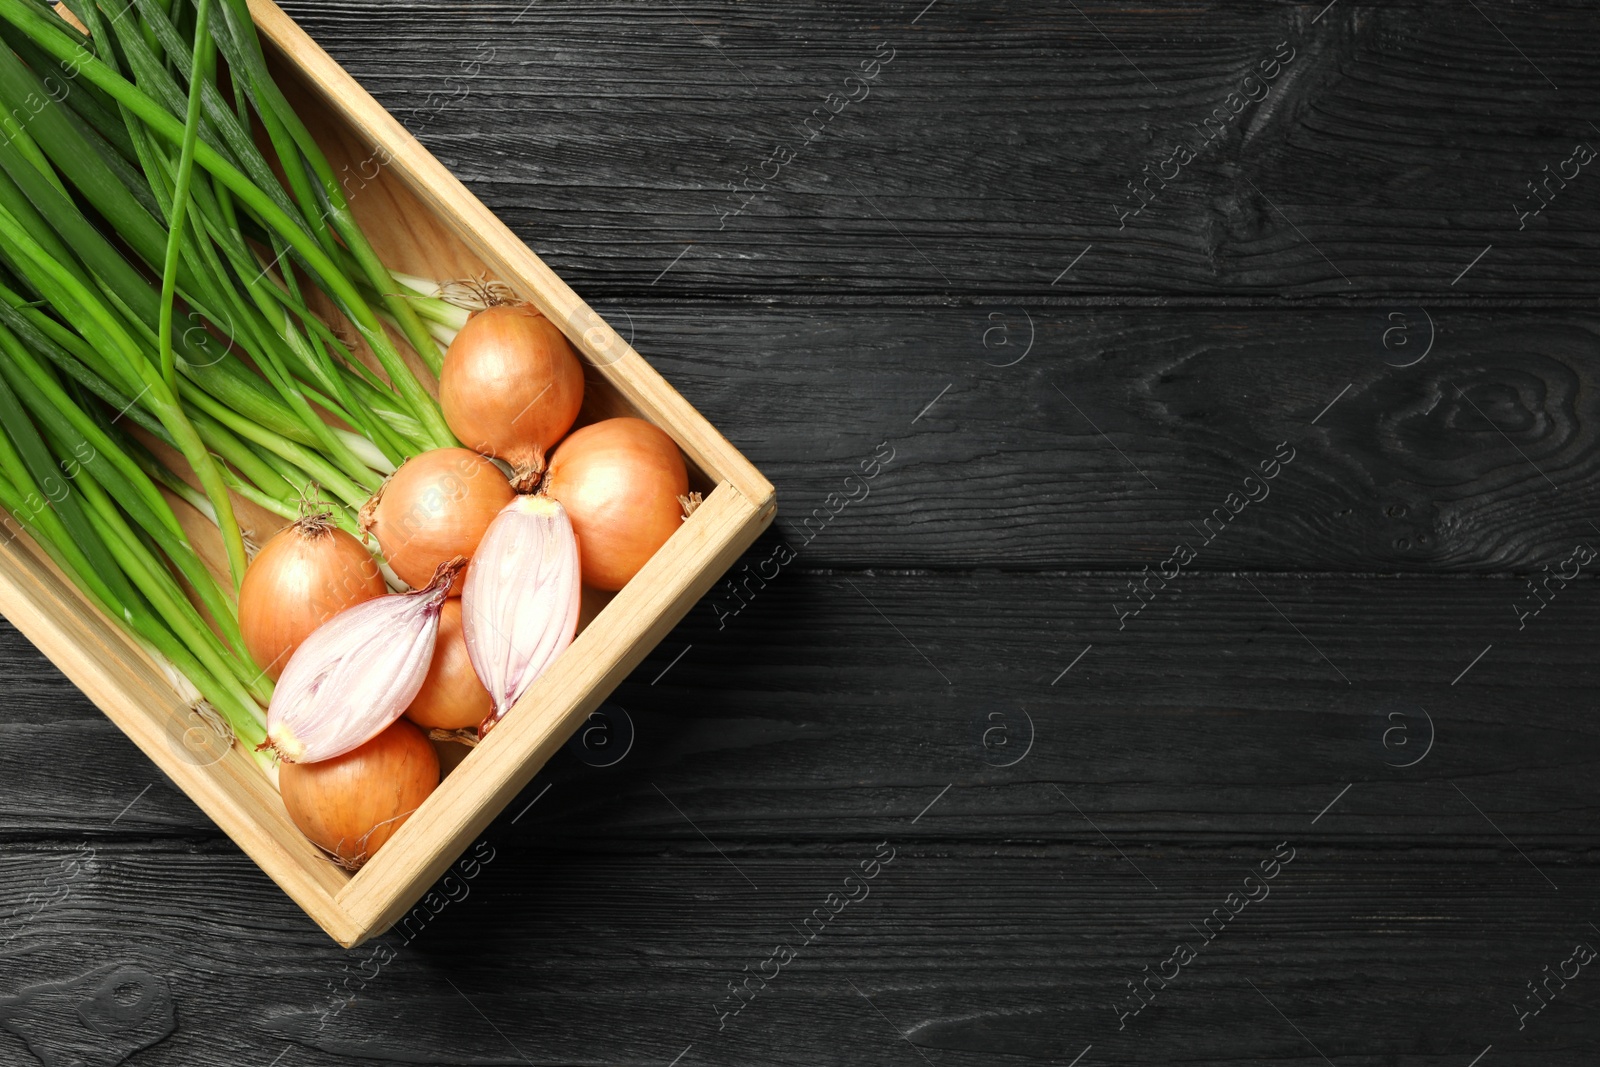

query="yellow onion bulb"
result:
[440,305,585,480]
[546,417,690,591]
[361,447,513,594]
[238,513,385,681]
[279,719,439,870]
[404,599,492,731]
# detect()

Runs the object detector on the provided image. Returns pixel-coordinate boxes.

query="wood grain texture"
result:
[1,843,1596,1066]
[2,567,1599,1063]
[8,571,1600,837]
[567,302,1600,572]
[277,0,1600,300]
[4,0,1600,1063]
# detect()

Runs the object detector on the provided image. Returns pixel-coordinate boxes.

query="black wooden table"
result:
[3,2,1598,1064]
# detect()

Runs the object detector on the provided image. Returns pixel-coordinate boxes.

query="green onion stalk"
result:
[0,0,470,773]
[0,341,271,769]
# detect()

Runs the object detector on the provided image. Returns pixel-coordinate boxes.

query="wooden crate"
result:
[0,0,774,946]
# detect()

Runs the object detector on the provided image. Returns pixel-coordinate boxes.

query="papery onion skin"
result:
[440,305,584,478]
[462,494,581,735]
[266,560,462,763]
[545,417,689,591]
[280,719,440,870]
[404,598,492,730]
[239,514,385,681]
[361,448,513,594]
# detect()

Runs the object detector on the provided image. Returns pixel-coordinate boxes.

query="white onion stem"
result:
[335,429,396,475]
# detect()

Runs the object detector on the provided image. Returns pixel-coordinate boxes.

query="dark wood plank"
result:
[6,569,1598,841]
[279,0,1600,300]
[3,563,1598,1064]
[615,303,1597,572]
[1,842,1594,1066]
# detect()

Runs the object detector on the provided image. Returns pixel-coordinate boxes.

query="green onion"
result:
[156,0,214,393]
[0,0,486,778]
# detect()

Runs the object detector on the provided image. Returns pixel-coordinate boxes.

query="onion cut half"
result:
[462,495,581,736]
[265,559,463,763]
